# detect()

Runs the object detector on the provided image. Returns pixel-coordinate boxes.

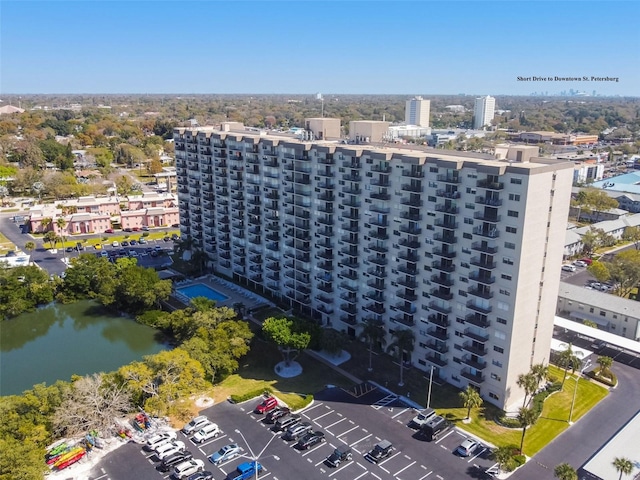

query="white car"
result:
[112,241,120,247]
[146,431,177,450]
[561,264,576,272]
[156,441,185,460]
[456,439,480,457]
[574,260,588,267]
[174,459,205,479]
[193,422,220,443]
[182,415,209,434]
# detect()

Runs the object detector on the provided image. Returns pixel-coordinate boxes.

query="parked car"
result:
[254,396,278,414]
[121,241,129,247]
[456,439,480,457]
[419,416,451,441]
[410,408,436,429]
[141,226,150,231]
[580,257,593,265]
[75,242,84,251]
[132,227,140,232]
[158,451,193,472]
[139,237,147,244]
[365,440,393,463]
[192,422,220,443]
[562,264,577,272]
[182,415,210,435]
[129,240,138,245]
[163,236,171,242]
[173,459,205,479]
[265,407,290,424]
[186,472,213,480]
[208,443,242,465]
[146,431,177,450]
[326,446,352,467]
[100,251,108,258]
[156,441,186,460]
[273,414,300,432]
[283,422,312,441]
[123,228,132,232]
[112,241,120,247]
[105,228,114,234]
[65,247,74,253]
[296,430,325,450]
[229,461,262,480]
[573,260,588,268]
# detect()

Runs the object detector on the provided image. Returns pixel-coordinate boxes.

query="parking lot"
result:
[90,384,496,480]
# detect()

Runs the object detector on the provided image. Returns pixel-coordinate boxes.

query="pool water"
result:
[177,283,229,302]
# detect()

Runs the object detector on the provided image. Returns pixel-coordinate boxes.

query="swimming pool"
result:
[177,283,229,302]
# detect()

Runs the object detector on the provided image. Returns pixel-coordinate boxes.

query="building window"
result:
[506,226,517,234]
[494,330,506,340]
[501,274,512,281]
[600,311,606,317]
[463,233,472,239]
[497,301,510,312]
[499,288,511,296]
[503,257,514,265]
[464,218,474,225]
[497,317,507,325]
[505,242,516,250]
[491,373,501,381]
[492,360,503,368]
[465,203,475,210]
[589,307,594,313]
[510,178,522,185]
[489,392,499,400]
[507,210,519,218]
[494,346,504,354]
[509,193,521,201]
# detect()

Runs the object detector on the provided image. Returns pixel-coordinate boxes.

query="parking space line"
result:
[379,465,390,473]
[371,473,382,480]
[394,460,416,476]
[468,447,486,463]
[378,450,402,466]
[315,458,327,467]
[301,442,325,457]
[353,470,369,480]
[350,433,372,446]
[418,471,433,479]
[300,403,324,415]
[337,425,359,438]
[434,430,454,444]
[391,407,410,419]
[313,410,335,422]
[325,417,347,430]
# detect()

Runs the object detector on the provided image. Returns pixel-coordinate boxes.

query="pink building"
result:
[121,207,179,230]
[126,193,177,211]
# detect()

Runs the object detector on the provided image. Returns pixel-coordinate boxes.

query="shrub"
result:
[586,370,617,387]
[289,394,314,412]
[230,388,273,404]
[513,454,526,466]
[546,381,562,393]
[142,232,150,237]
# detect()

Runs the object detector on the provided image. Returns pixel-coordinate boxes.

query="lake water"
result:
[0,300,168,396]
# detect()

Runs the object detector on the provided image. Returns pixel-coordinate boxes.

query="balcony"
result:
[466,300,492,314]
[465,313,491,328]
[435,219,459,229]
[367,280,386,290]
[364,303,386,314]
[431,274,454,287]
[399,238,421,249]
[398,251,419,262]
[473,226,500,238]
[339,282,358,293]
[474,212,501,223]
[400,197,423,207]
[370,191,391,201]
[427,328,449,341]
[469,272,496,284]
[401,183,424,194]
[317,228,333,238]
[402,169,424,178]
[397,277,417,288]
[432,260,455,272]
[317,304,334,315]
[317,283,334,294]
[461,368,485,384]
[427,314,450,328]
[367,268,387,279]
[397,264,418,276]
[368,243,388,253]
[341,269,358,280]
[429,301,452,314]
[423,340,449,354]
[435,203,459,214]
[315,294,333,305]
[470,257,497,269]
[430,288,453,301]
[461,355,487,370]
[363,289,385,302]
[318,192,335,202]
[392,315,415,327]
[396,289,418,301]
[477,179,504,190]
[425,353,448,367]
[435,190,460,199]
[343,173,362,182]
[317,169,334,178]
[399,224,422,235]
[464,329,490,343]
[342,161,361,169]
[372,164,392,173]
[341,223,359,233]
[317,249,333,260]
[434,233,458,244]
[340,315,358,326]
[342,197,361,207]
[340,247,358,257]
[340,235,358,245]
[475,195,502,207]
[400,211,422,221]
[437,174,460,184]
[471,242,498,254]
[370,178,390,187]
[369,229,389,240]
[467,286,493,299]
[370,205,391,214]
[339,258,359,269]
[317,261,333,272]
[394,303,417,314]
[340,303,358,315]
[342,186,362,195]
[462,342,488,356]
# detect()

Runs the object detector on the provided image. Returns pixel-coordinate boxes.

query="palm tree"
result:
[554,463,578,480]
[57,218,67,262]
[557,343,584,389]
[24,241,36,253]
[517,372,539,408]
[459,385,483,420]
[40,217,53,233]
[491,445,514,474]
[597,356,613,378]
[358,319,386,372]
[517,407,536,454]
[386,328,415,386]
[612,457,633,480]
[531,363,549,390]
[43,231,57,250]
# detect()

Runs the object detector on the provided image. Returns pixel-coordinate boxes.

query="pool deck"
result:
[172,275,275,312]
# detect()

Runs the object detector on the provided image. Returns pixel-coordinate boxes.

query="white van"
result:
[562,264,577,272]
[192,422,220,443]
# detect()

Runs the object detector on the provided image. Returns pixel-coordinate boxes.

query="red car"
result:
[105,229,114,234]
[254,396,278,414]
[132,227,140,232]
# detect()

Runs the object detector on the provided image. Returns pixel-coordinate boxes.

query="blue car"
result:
[209,443,241,465]
[230,462,262,480]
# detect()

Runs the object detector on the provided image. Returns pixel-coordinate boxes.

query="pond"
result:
[0,300,169,396]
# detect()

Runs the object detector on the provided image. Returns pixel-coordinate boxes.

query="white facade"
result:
[174,126,574,411]
[405,96,431,127]
[473,96,496,130]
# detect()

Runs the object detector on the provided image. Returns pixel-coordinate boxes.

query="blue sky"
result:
[2,1,638,95]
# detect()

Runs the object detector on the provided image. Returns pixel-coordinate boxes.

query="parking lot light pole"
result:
[234,429,280,480]
[426,365,434,409]
[569,359,592,425]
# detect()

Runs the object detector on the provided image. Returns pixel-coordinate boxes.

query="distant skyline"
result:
[2,1,638,96]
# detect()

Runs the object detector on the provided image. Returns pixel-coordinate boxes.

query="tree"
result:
[386,328,415,386]
[57,217,68,260]
[574,187,618,222]
[358,319,386,372]
[115,174,133,195]
[597,356,613,377]
[612,457,634,480]
[622,226,640,250]
[517,372,539,408]
[24,241,35,253]
[517,407,537,453]
[557,343,584,389]
[605,250,640,297]
[147,158,163,175]
[40,217,53,232]
[262,316,311,367]
[583,319,598,328]
[580,227,601,255]
[43,230,57,249]
[587,261,611,284]
[459,385,483,420]
[530,363,549,391]
[53,373,132,437]
[319,328,348,356]
[554,463,578,480]
[491,445,515,473]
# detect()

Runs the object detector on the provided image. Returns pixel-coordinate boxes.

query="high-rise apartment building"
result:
[174,123,573,410]
[405,96,431,127]
[473,95,496,130]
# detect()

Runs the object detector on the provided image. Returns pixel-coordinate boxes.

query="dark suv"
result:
[158,450,193,472]
[326,446,352,467]
[365,440,393,463]
[265,407,290,424]
[273,414,300,432]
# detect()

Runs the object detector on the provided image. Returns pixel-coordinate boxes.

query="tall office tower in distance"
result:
[473,95,496,129]
[405,96,431,127]
[175,123,573,411]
